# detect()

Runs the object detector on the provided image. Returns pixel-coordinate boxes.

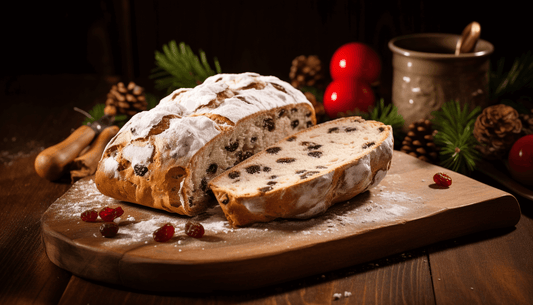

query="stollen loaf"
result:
[95,72,316,216]
[208,117,393,227]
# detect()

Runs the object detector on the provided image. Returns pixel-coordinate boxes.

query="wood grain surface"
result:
[41,151,521,292]
[2,75,533,305]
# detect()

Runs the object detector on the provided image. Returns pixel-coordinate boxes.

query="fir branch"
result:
[490,51,533,99]
[365,99,405,131]
[431,100,482,174]
[150,41,222,93]
[81,104,105,126]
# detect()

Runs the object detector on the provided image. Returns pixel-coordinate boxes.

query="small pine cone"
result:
[304,91,325,118]
[289,55,325,89]
[401,119,439,163]
[473,104,522,160]
[104,81,147,117]
[520,108,533,135]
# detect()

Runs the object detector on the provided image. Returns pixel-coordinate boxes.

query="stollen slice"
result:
[209,116,394,226]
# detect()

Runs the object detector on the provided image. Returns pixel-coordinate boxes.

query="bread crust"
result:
[95,73,315,216]
[209,117,394,227]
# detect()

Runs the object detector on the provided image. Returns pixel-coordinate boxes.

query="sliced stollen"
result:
[209,116,394,227]
[95,72,316,216]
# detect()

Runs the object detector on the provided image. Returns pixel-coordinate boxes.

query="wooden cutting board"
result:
[41,151,521,292]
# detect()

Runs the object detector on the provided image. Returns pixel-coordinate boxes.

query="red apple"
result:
[330,42,381,83]
[508,134,533,186]
[323,78,375,118]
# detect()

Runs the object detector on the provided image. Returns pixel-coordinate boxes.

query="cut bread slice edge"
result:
[209,116,394,227]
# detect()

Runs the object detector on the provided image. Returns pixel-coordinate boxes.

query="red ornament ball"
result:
[323,78,375,118]
[508,134,533,186]
[330,42,381,83]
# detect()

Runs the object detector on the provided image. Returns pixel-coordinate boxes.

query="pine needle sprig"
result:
[490,51,533,99]
[364,98,405,131]
[431,100,482,174]
[150,41,221,93]
[80,104,105,126]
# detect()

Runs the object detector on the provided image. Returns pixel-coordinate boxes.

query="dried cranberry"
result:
[99,206,123,222]
[433,173,452,187]
[153,223,175,242]
[100,223,119,238]
[80,209,98,222]
[113,206,124,218]
[185,221,205,238]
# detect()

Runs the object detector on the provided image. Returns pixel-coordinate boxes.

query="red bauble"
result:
[330,42,381,83]
[508,134,533,186]
[323,78,375,118]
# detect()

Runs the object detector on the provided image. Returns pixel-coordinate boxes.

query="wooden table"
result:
[1,75,532,304]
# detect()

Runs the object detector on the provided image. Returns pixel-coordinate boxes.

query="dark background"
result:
[2,0,530,100]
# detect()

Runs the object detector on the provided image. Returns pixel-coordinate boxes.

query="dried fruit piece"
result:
[245,165,261,174]
[99,207,116,222]
[99,206,124,222]
[134,164,148,176]
[185,221,205,238]
[153,223,175,242]
[113,206,124,218]
[80,209,98,222]
[100,222,119,238]
[266,147,282,154]
[433,172,452,187]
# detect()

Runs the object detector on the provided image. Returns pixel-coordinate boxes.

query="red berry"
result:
[185,221,205,239]
[323,78,375,118]
[433,173,452,187]
[508,135,533,186]
[99,206,123,222]
[330,42,381,83]
[100,222,119,238]
[80,209,98,222]
[153,223,175,242]
[113,206,124,218]
[99,207,115,222]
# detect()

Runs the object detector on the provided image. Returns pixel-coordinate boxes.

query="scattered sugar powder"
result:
[50,177,427,248]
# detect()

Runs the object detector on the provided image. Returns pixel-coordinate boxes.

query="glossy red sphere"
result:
[330,42,381,83]
[323,78,375,118]
[508,135,533,185]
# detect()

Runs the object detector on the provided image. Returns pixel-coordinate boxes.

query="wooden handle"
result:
[70,125,119,182]
[35,125,96,181]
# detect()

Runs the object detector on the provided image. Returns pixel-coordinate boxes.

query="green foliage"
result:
[300,86,324,104]
[431,100,482,174]
[490,51,533,99]
[363,99,405,132]
[150,41,221,93]
[81,104,105,126]
[145,92,160,110]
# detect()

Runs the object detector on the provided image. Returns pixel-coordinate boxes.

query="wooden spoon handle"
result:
[70,125,119,182]
[35,125,96,181]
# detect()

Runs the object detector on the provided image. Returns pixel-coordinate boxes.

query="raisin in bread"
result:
[208,117,393,226]
[95,73,316,216]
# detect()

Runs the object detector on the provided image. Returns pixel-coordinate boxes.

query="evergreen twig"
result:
[490,51,533,99]
[431,100,482,174]
[150,41,222,93]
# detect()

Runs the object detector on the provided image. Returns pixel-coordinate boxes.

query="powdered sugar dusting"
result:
[46,174,429,251]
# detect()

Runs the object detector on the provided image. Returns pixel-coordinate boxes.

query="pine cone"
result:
[303,91,325,119]
[401,119,439,163]
[473,104,522,160]
[289,55,325,89]
[104,81,147,117]
[520,108,533,135]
